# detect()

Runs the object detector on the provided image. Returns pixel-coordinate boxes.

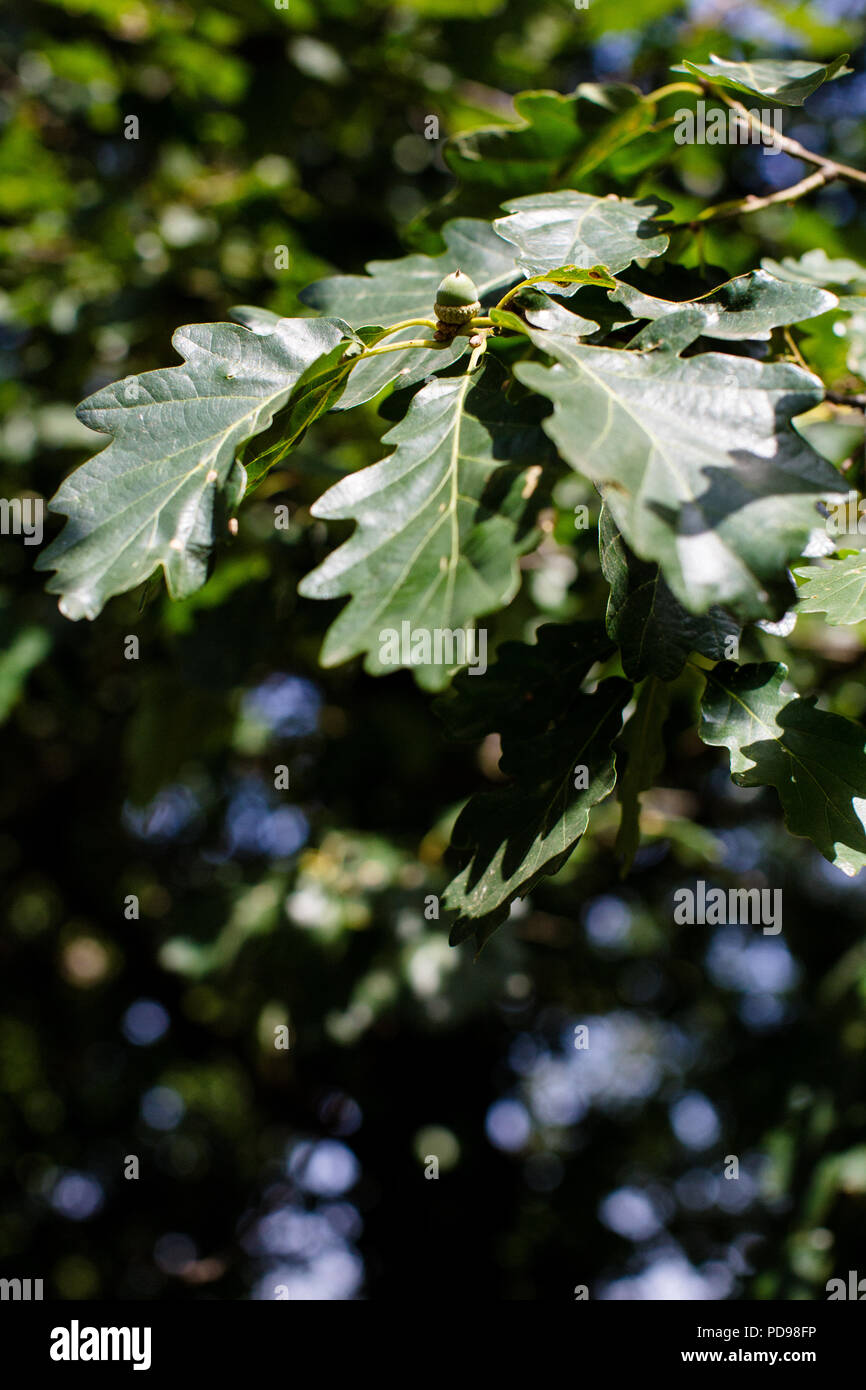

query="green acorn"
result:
[434,269,481,325]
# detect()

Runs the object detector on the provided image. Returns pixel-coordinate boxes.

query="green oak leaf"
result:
[760,252,866,377]
[435,620,614,742]
[298,357,555,690]
[493,191,670,285]
[37,318,348,620]
[230,306,380,349]
[443,85,658,208]
[761,250,866,312]
[299,218,520,408]
[794,554,866,625]
[700,661,866,876]
[229,304,286,334]
[675,53,851,106]
[615,675,671,875]
[797,418,866,469]
[516,313,847,622]
[507,263,616,293]
[599,506,739,679]
[610,268,837,340]
[568,82,674,180]
[238,343,351,490]
[491,285,600,338]
[489,307,536,335]
[300,219,519,326]
[444,677,632,948]
[328,331,468,412]
[236,330,384,491]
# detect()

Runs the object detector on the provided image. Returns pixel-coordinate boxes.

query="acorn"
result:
[434,270,481,325]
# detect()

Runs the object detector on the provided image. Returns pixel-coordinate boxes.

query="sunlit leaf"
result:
[299,219,520,408]
[298,357,555,690]
[610,268,837,340]
[517,313,846,621]
[795,554,866,625]
[38,318,347,619]
[494,190,670,284]
[675,53,851,106]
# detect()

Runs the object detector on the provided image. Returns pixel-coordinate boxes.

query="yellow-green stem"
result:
[368,318,438,345]
[358,337,442,359]
[645,80,703,103]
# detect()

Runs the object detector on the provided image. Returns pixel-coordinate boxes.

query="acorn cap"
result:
[435,270,480,307]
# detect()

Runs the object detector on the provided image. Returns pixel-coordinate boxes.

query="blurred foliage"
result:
[3,0,866,1301]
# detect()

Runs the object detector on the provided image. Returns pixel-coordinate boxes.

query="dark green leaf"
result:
[600,505,739,679]
[700,661,866,876]
[436,620,614,742]
[615,675,671,874]
[444,677,632,945]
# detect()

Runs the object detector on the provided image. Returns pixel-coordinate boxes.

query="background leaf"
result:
[436,619,614,741]
[442,85,657,209]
